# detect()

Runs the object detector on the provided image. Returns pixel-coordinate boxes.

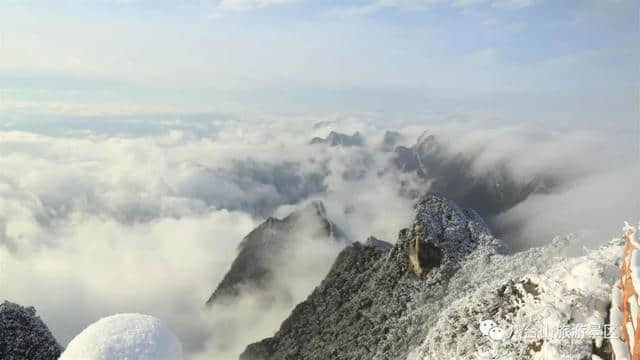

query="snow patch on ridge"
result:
[411,237,623,359]
[60,314,183,360]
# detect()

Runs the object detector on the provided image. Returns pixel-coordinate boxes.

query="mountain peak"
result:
[390,194,503,279]
[206,201,346,306]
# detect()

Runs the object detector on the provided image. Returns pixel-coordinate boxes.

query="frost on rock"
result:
[0,301,62,360]
[60,313,183,360]
[413,239,622,359]
[241,194,626,360]
[240,195,507,360]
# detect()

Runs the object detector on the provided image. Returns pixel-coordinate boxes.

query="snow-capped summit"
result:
[397,194,504,278]
[60,313,182,360]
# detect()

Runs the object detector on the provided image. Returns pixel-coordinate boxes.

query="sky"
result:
[0,0,637,120]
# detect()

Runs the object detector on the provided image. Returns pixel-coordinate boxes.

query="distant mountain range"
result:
[310,131,364,147]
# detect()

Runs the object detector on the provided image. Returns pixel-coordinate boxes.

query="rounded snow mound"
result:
[60,313,183,360]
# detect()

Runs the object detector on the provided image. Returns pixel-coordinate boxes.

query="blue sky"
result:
[0,0,637,121]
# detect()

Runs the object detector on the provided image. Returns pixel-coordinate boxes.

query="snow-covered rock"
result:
[60,313,182,360]
[240,195,625,360]
[413,239,622,359]
[240,195,507,360]
[0,301,62,360]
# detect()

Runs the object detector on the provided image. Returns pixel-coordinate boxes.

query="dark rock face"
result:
[185,159,328,218]
[0,301,63,360]
[380,130,404,152]
[206,201,345,306]
[310,131,364,147]
[392,132,547,218]
[240,195,505,360]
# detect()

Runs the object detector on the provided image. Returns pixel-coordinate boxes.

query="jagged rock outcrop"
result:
[240,195,505,360]
[240,195,622,360]
[310,131,364,147]
[0,301,63,360]
[392,132,546,218]
[413,238,621,359]
[206,201,345,306]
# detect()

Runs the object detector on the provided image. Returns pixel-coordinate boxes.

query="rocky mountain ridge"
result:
[240,195,621,360]
[206,200,345,306]
[240,195,506,360]
[392,132,546,218]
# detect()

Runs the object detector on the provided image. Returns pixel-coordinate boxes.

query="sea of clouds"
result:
[0,113,637,358]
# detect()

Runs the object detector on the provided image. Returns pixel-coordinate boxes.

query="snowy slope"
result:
[411,238,622,359]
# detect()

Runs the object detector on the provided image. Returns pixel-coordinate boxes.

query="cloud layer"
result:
[0,114,636,358]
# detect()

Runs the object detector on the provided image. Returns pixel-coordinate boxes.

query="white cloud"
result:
[0,114,636,358]
[334,0,536,15]
[217,0,301,11]
[0,119,416,357]
[332,0,440,15]
[453,0,535,9]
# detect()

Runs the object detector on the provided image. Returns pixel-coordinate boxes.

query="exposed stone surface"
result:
[0,301,63,360]
[392,132,546,218]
